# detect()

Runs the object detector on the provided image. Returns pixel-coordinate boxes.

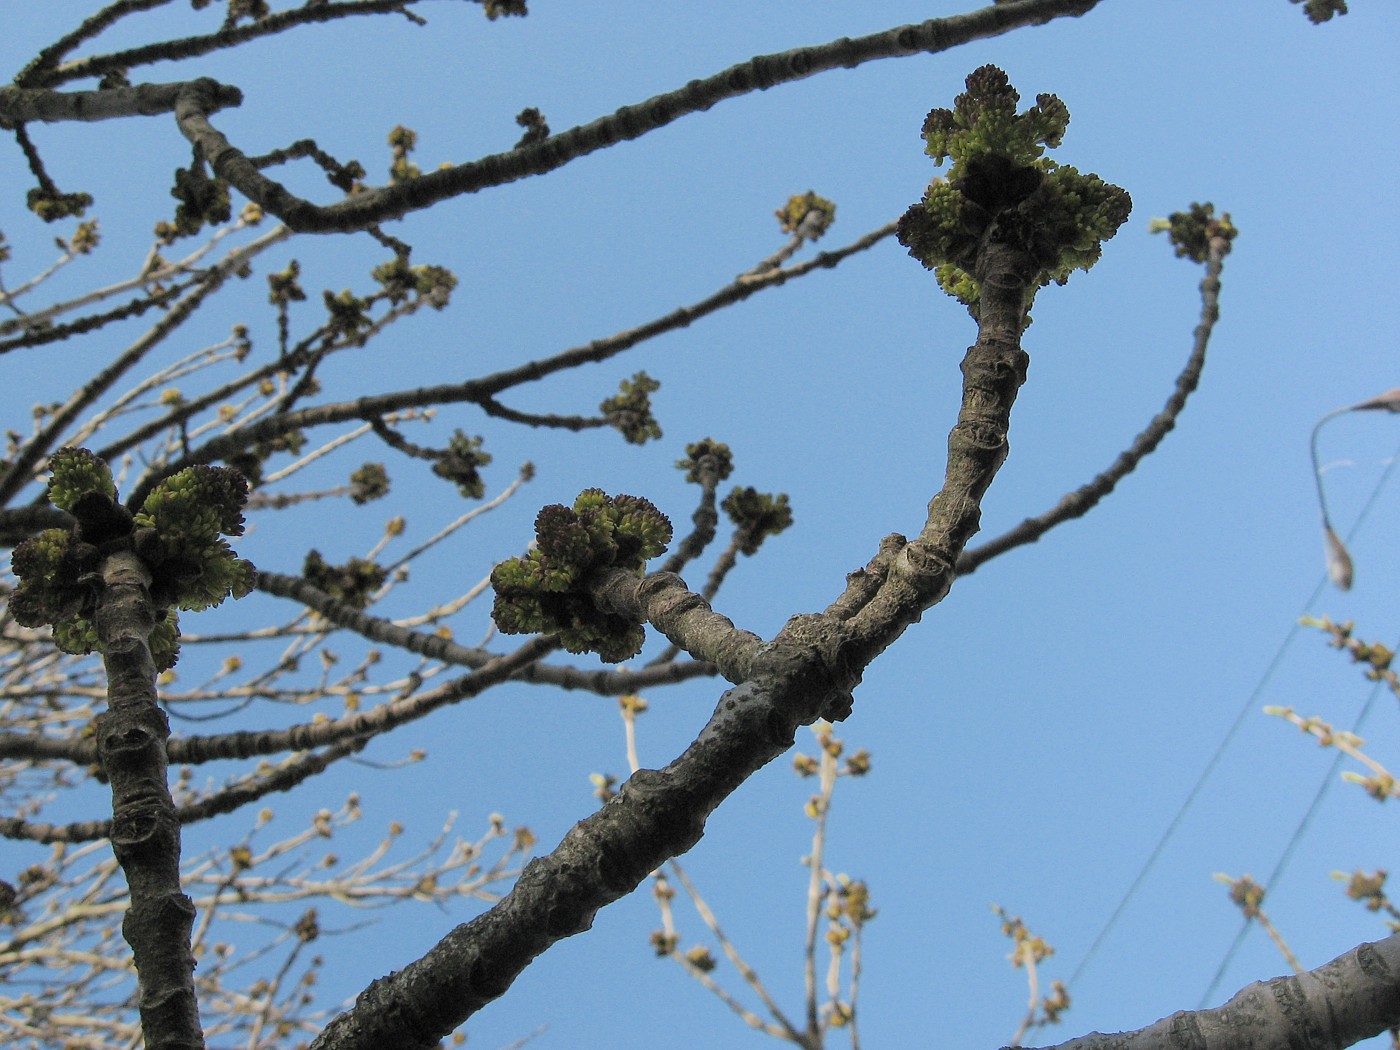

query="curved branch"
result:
[957,232,1231,576]
[14,0,180,87]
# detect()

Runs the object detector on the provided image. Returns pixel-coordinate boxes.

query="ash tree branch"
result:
[0,283,185,356]
[958,232,1231,576]
[14,0,179,87]
[302,204,1045,1050]
[0,738,365,845]
[0,224,290,508]
[170,1,1099,233]
[92,550,205,1048]
[255,568,718,691]
[1012,932,1400,1050]
[169,636,557,765]
[120,220,895,509]
[0,78,242,125]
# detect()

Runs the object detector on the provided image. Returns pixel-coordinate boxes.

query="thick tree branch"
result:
[93,550,205,1050]
[1013,932,1400,1050]
[0,78,242,125]
[841,236,1036,665]
[300,227,1041,1050]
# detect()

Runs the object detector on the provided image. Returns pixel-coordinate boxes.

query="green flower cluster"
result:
[134,466,253,610]
[349,463,390,505]
[11,452,254,669]
[302,550,387,609]
[27,187,93,224]
[1291,0,1347,24]
[1148,202,1237,264]
[158,158,231,243]
[775,191,836,240]
[322,289,372,337]
[721,487,793,556]
[11,528,100,656]
[896,65,1131,312]
[431,431,492,499]
[675,438,734,485]
[370,257,458,308]
[600,372,662,446]
[491,489,672,662]
[46,447,116,512]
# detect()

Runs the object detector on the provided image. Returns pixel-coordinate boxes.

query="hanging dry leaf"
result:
[1323,523,1353,590]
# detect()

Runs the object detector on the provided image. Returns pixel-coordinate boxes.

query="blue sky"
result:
[3,2,1399,1047]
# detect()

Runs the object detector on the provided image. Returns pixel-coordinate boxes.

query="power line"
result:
[1198,441,1400,1005]
[1069,436,1400,996]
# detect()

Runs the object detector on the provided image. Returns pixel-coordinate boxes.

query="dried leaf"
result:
[1323,524,1353,590]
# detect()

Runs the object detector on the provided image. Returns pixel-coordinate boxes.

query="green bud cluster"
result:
[387,125,422,184]
[1148,202,1237,264]
[481,0,528,19]
[349,463,390,505]
[370,257,458,308]
[47,447,117,513]
[600,373,662,446]
[491,489,672,662]
[27,187,93,223]
[160,159,231,243]
[431,431,492,499]
[721,487,793,555]
[11,451,254,670]
[302,550,387,610]
[1291,0,1347,24]
[896,65,1130,312]
[675,438,734,485]
[130,465,256,617]
[267,260,307,307]
[775,191,836,240]
[322,289,372,337]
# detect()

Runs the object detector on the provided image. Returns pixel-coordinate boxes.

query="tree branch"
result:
[173,1,1099,233]
[93,549,205,1049]
[1012,932,1400,1050]
[300,220,1042,1050]
[958,232,1230,575]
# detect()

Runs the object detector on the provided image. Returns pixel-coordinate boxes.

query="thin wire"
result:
[1067,434,1400,995]
[1064,611,1313,991]
[1197,439,1400,1006]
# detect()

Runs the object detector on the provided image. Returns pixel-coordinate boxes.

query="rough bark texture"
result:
[94,551,204,1050]
[1012,932,1400,1050]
